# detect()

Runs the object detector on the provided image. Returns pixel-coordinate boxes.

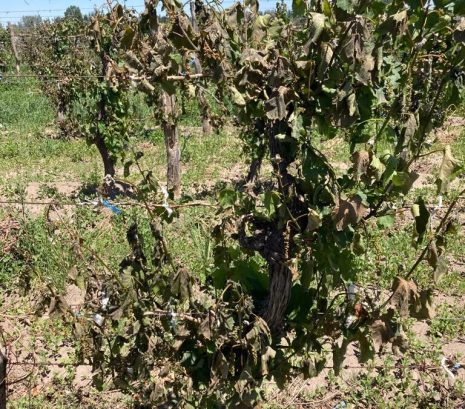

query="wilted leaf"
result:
[347,93,358,117]
[260,346,276,375]
[370,319,394,352]
[427,240,439,269]
[309,13,326,43]
[434,256,448,283]
[412,197,430,243]
[171,268,192,300]
[404,113,418,141]
[356,328,375,363]
[333,195,367,231]
[352,150,370,181]
[453,18,465,42]
[211,351,229,386]
[121,26,136,50]
[265,87,290,120]
[389,276,418,317]
[333,338,349,375]
[412,289,435,319]
[306,209,322,232]
[436,145,463,194]
[229,85,246,106]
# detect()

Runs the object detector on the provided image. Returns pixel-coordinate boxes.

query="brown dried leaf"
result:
[352,150,370,181]
[333,195,367,231]
[389,276,418,317]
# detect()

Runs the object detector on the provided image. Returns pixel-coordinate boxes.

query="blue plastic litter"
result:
[333,401,347,409]
[101,199,123,215]
[453,363,462,370]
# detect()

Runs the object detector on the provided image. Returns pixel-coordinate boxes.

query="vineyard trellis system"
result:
[1,0,465,407]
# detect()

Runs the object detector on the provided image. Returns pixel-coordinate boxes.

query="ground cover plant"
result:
[0,0,465,408]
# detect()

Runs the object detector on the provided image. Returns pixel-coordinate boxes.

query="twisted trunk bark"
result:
[262,120,295,332]
[95,135,115,177]
[96,53,115,177]
[239,120,298,333]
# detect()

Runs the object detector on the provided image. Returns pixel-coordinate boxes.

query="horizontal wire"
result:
[5,360,461,370]
[0,4,145,14]
[1,73,209,81]
[15,33,89,39]
[0,199,214,208]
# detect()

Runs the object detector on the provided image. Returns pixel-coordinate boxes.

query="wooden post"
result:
[0,349,7,409]
[8,23,20,74]
[190,1,212,136]
[161,91,181,199]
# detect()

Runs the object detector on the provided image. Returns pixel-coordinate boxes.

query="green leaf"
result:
[263,190,280,219]
[336,0,354,13]
[351,232,365,255]
[322,0,332,17]
[292,0,307,17]
[391,171,411,187]
[377,214,395,229]
[218,188,237,207]
[120,26,135,50]
[300,256,314,288]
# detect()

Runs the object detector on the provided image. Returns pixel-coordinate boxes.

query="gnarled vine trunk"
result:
[161,91,181,199]
[96,52,115,177]
[95,135,116,177]
[261,230,293,332]
[262,120,296,331]
[239,120,299,333]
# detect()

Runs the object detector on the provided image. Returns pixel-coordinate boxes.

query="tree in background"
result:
[64,5,83,22]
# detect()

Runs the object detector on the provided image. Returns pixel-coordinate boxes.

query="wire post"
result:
[7,23,20,74]
[0,349,7,409]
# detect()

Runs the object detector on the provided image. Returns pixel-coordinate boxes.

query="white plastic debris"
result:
[441,356,455,386]
[101,293,110,311]
[93,313,104,327]
[345,315,356,329]
[347,283,358,301]
[160,186,174,217]
[170,311,177,330]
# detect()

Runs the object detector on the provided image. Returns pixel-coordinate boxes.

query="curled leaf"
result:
[436,145,463,194]
[352,150,370,181]
[333,195,367,231]
[229,86,246,106]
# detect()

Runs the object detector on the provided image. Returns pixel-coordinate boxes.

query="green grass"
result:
[0,78,54,134]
